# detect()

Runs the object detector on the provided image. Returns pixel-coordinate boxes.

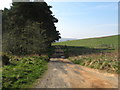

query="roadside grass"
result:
[52,35,119,74]
[2,54,48,89]
[69,52,119,73]
[0,67,2,90]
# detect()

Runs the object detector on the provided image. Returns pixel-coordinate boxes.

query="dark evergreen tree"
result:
[2,2,61,55]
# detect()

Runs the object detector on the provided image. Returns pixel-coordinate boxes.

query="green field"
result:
[53,35,119,56]
[53,35,118,49]
[53,35,119,73]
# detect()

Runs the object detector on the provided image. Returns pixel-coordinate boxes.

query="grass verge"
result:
[69,52,119,74]
[2,54,48,89]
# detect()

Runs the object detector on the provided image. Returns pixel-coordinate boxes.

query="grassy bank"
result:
[2,54,48,89]
[53,35,119,74]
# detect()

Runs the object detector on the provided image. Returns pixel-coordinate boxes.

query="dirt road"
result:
[35,58,118,88]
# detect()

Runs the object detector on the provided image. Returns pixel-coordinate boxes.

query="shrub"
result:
[2,54,10,66]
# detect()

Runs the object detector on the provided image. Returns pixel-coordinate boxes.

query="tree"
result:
[2,2,61,55]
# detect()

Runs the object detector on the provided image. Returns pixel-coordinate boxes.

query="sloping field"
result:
[53,35,119,49]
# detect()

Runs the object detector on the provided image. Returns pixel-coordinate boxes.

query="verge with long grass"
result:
[2,54,48,89]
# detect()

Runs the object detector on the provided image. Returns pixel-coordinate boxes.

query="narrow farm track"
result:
[35,46,118,88]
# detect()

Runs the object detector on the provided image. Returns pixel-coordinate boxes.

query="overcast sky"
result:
[0,1,118,39]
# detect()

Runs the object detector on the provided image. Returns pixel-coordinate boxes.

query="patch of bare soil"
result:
[34,58,118,88]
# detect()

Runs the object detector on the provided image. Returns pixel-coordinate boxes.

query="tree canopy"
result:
[2,2,61,55]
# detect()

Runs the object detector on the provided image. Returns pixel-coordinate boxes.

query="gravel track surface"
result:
[35,58,118,88]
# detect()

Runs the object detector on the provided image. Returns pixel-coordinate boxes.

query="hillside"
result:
[53,35,119,49]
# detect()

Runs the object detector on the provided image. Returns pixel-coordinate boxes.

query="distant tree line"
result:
[2,2,61,55]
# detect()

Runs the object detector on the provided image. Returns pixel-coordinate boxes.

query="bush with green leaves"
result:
[2,54,10,66]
